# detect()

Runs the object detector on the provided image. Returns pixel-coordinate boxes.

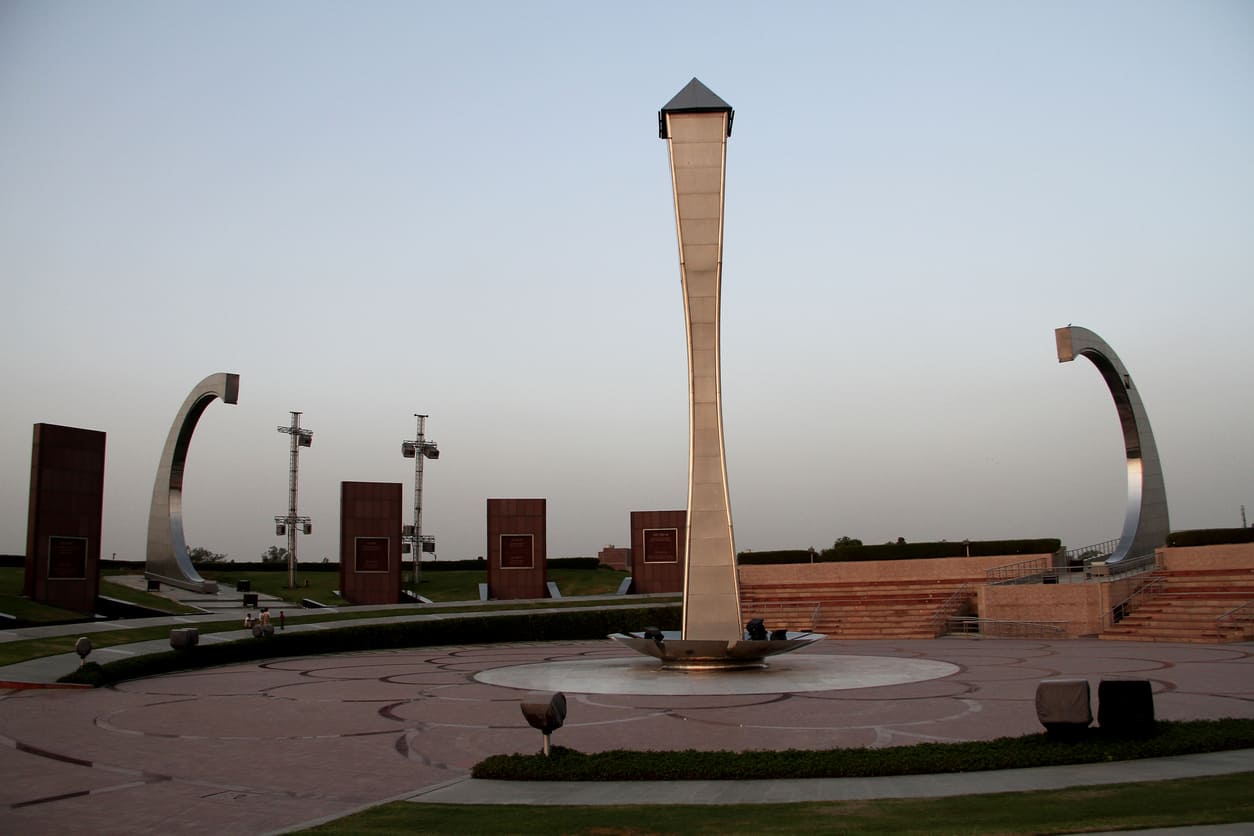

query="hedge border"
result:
[58,604,680,687]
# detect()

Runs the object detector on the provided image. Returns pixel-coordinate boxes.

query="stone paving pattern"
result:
[1,637,1251,834]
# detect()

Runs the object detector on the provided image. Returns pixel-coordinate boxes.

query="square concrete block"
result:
[1098,679,1155,733]
[1035,678,1092,731]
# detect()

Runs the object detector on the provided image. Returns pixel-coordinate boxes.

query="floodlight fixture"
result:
[274,411,314,589]
[402,413,439,595]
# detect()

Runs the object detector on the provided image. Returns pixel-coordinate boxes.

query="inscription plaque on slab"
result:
[500,534,534,569]
[643,528,679,564]
[48,536,88,580]
[354,537,389,573]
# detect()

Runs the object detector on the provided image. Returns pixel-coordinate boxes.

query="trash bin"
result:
[236,579,251,592]
[243,592,258,607]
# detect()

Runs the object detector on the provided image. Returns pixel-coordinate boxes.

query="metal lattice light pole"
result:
[275,411,313,589]
[401,414,439,597]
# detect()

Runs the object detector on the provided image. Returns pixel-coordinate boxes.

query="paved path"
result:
[0,635,1251,834]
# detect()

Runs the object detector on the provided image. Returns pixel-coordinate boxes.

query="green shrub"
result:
[473,718,1254,781]
[1166,528,1254,547]
[57,604,681,687]
[736,550,814,565]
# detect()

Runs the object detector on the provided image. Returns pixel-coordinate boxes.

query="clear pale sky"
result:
[2,2,1251,566]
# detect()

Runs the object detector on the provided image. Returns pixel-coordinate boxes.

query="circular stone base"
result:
[475,654,959,696]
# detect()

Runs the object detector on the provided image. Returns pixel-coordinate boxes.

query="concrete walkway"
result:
[0,624,1249,835]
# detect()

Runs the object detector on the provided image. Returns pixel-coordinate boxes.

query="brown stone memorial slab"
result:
[339,481,402,604]
[24,423,105,613]
[486,498,547,599]
[631,510,685,593]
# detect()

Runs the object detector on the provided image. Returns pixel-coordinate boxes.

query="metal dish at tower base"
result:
[609,631,825,670]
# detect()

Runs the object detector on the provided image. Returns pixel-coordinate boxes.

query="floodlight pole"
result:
[275,412,313,589]
[402,414,438,597]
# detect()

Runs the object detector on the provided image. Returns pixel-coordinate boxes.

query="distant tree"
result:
[261,545,290,564]
[832,536,863,549]
[188,545,228,563]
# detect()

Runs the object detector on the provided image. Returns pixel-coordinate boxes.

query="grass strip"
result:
[300,771,1254,835]
[0,596,676,668]
[473,719,1254,781]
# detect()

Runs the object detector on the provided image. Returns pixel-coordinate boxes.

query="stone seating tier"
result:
[1101,566,1254,643]
[740,577,982,639]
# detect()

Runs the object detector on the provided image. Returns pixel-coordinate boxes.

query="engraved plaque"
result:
[643,528,679,564]
[500,534,534,569]
[48,536,88,580]
[354,537,389,573]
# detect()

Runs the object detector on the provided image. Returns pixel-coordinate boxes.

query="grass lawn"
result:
[0,595,675,668]
[99,577,202,614]
[300,771,1254,835]
[0,566,90,623]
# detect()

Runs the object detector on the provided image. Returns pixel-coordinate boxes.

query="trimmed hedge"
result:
[473,718,1254,781]
[1167,528,1254,548]
[57,604,681,687]
[736,550,813,565]
[738,539,1062,565]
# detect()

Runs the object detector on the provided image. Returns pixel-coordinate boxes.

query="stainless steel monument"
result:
[611,79,821,669]
[1056,326,1169,561]
[145,372,239,593]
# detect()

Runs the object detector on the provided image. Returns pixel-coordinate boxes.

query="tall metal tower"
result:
[401,414,439,596]
[274,411,313,589]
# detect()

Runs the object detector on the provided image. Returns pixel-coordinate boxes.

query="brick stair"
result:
[740,577,980,639]
[1100,568,1254,643]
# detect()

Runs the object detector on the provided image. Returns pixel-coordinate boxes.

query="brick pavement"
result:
[0,637,1251,835]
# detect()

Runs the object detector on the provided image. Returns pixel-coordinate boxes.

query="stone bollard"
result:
[170,628,199,650]
[1035,679,1092,735]
[1098,679,1155,734]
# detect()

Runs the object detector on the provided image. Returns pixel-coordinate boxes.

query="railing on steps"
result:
[1065,538,1120,563]
[988,550,1159,586]
[929,583,972,637]
[986,556,1049,584]
[1086,551,1160,580]
[1107,575,1166,629]
[944,617,1067,639]
[1215,600,1254,640]
[741,601,822,633]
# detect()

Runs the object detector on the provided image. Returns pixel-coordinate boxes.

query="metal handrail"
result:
[986,556,1049,584]
[930,583,972,635]
[1217,600,1254,623]
[945,617,1067,639]
[1108,575,1165,627]
[1065,538,1120,563]
[1215,601,1254,641]
[742,600,823,633]
[1103,551,1160,576]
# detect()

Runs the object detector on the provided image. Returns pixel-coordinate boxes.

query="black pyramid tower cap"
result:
[659,78,734,139]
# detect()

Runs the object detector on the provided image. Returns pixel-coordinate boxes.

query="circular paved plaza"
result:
[1,638,1251,835]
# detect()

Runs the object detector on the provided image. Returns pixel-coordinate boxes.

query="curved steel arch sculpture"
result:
[145,372,239,593]
[1056,327,1168,562]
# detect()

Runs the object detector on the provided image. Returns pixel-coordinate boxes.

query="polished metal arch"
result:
[145,373,239,593]
[1056,327,1168,561]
